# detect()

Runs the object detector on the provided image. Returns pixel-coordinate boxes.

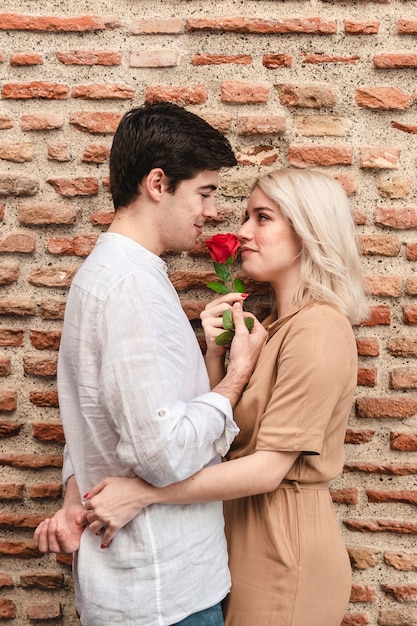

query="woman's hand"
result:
[201,292,248,352]
[84,476,155,548]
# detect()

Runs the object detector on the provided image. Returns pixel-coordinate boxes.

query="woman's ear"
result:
[145,168,167,201]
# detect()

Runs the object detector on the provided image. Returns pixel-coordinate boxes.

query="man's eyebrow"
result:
[198,184,217,191]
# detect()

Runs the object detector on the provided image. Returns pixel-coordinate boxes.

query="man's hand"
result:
[34,503,87,554]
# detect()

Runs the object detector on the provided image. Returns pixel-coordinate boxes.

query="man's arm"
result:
[33,476,87,554]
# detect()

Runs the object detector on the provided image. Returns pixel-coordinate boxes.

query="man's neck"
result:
[108,204,163,256]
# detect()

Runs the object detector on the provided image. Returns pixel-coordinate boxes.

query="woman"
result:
[85,168,369,626]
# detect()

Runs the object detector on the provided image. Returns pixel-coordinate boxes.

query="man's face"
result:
[159,170,219,252]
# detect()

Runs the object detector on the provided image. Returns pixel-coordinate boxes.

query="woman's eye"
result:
[258,213,268,221]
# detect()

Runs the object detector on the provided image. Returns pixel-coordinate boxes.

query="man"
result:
[34,102,265,626]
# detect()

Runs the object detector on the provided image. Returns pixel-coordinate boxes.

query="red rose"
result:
[206,233,240,265]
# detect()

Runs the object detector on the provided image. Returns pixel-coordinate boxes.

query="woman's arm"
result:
[84,449,298,547]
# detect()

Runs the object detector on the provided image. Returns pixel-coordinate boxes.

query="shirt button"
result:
[158,409,166,416]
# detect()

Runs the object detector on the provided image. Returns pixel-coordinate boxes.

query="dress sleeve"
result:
[98,274,238,487]
[256,306,356,455]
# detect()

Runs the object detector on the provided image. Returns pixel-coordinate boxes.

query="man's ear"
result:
[145,168,167,201]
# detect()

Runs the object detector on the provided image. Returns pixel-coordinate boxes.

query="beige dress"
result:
[223,303,356,626]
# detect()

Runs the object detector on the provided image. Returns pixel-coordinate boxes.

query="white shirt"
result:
[59,233,239,626]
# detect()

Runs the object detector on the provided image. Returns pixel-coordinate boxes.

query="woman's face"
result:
[238,186,301,287]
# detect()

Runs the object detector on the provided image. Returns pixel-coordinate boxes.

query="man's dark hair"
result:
[109,102,237,210]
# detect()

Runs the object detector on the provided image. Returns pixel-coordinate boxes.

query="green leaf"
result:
[215,330,235,346]
[213,262,231,283]
[244,317,254,333]
[232,278,246,293]
[222,309,234,330]
[207,281,229,294]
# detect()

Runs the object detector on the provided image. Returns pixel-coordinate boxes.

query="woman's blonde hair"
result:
[255,168,369,325]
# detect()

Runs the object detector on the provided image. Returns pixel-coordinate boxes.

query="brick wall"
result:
[0,0,416,624]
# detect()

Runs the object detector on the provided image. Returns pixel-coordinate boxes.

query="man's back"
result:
[59,233,232,625]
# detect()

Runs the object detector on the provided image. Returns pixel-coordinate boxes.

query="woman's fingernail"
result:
[100,543,107,549]
[241,293,249,299]
[83,493,89,498]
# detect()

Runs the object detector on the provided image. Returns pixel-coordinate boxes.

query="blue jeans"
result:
[172,602,224,626]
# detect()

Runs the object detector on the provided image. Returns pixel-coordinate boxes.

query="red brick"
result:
[29,267,77,288]
[398,19,417,34]
[0,232,36,253]
[0,298,36,316]
[0,356,11,376]
[0,453,62,469]
[357,368,377,387]
[23,356,57,377]
[0,599,16,619]
[146,84,207,105]
[374,53,417,69]
[32,421,64,443]
[192,53,251,66]
[0,390,17,411]
[26,603,62,620]
[341,613,370,626]
[384,551,417,571]
[82,144,110,163]
[70,111,121,134]
[404,305,417,324]
[48,143,70,161]
[0,115,13,129]
[288,145,353,167]
[344,519,417,534]
[367,490,417,505]
[406,243,417,260]
[390,433,417,452]
[0,573,14,586]
[186,17,336,34]
[330,487,358,504]
[350,584,376,602]
[0,483,23,499]
[356,87,410,110]
[237,115,286,135]
[0,262,19,285]
[10,52,43,66]
[364,275,402,297]
[47,177,99,197]
[356,337,379,356]
[348,546,379,569]
[345,21,379,35]
[0,13,120,32]
[129,18,184,34]
[0,421,21,437]
[221,81,269,103]
[378,609,417,626]
[57,50,121,65]
[0,174,39,196]
[71,83,135,99]
[345,429,375,445]
[376,206,417,229]
[0,541,40,558]
[381,584,417,602]
[391,120,417,135]
[262,54,292,69]
[356,396,417,419]
[90,210,115,226]
[47,234,98,256]
[377,174,411,198]
[302,54,360,64]
[358,235,401,256]
[20,113,63,130]
[40,300,66,320]
[387,338,417,357]
[30,483,62,499]
[29,390,59,408]
[29,330,61,350]
[2,81,69,99]
[360,147,400,169]
[276,84,337,108]
[18,202,77,225]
